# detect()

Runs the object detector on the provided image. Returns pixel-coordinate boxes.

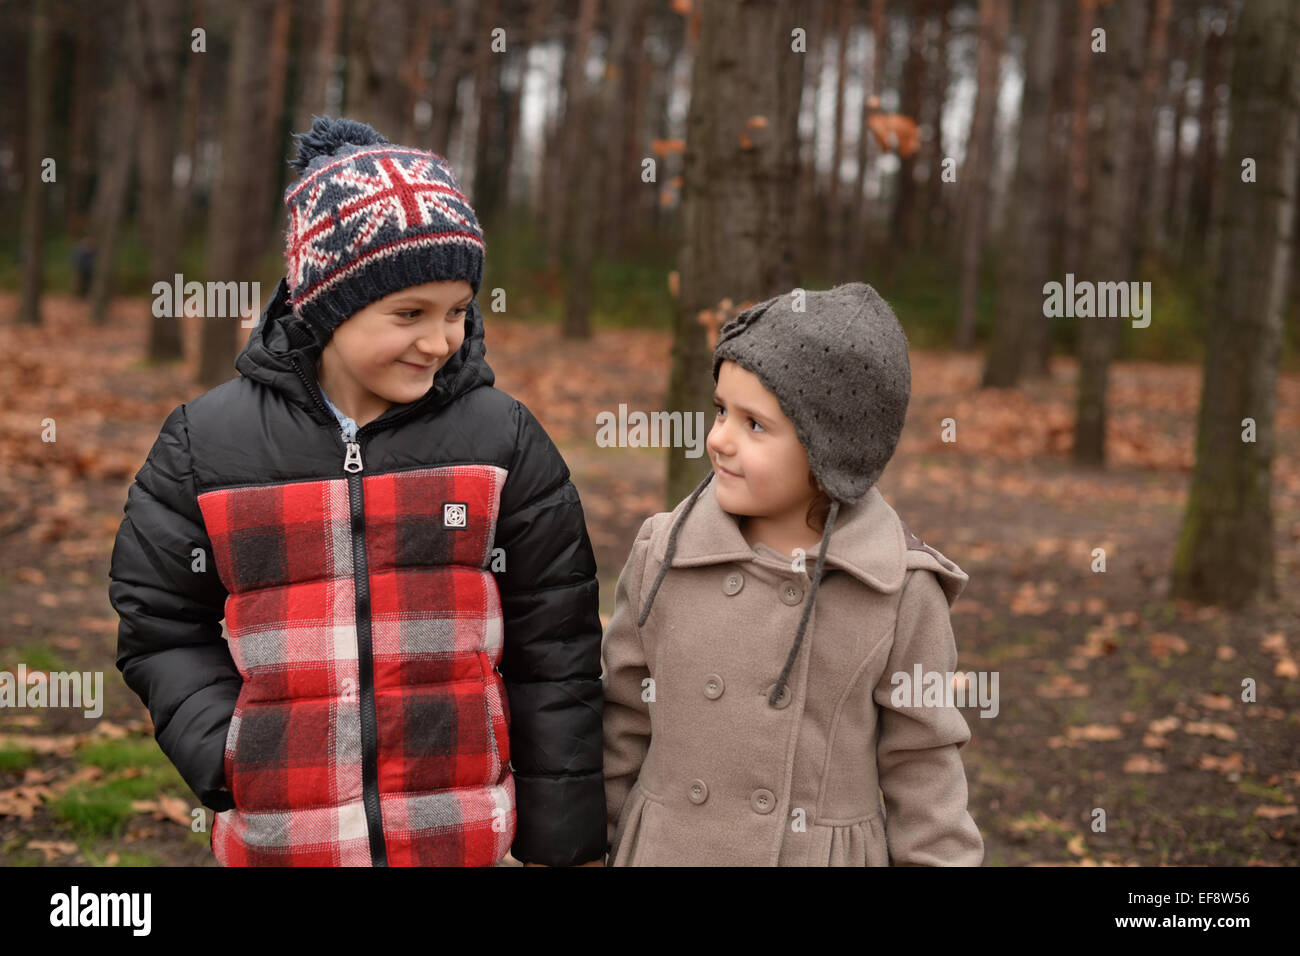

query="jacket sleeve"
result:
[108,403,240,813]
[872,568,984,866]
[600,516,655,852]
[493,400,606,866]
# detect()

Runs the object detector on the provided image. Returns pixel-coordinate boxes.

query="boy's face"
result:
[317,280,473,422]
[707,359,816,523]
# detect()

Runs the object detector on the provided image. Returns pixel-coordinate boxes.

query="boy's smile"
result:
[315,279,473,428]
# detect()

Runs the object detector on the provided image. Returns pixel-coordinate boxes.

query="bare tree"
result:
[983,0,1060,388]
[1173,0,1299,607]
[87,37,141,327]
[126,0,185,360]
[559,0,599,339]
[665,0,807,505]
[18,0,50,326]
[954,0,1008,350]
[1073,0,1149,466]
[200,0,272,386]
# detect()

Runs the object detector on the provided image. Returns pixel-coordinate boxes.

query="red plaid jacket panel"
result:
[197,464,512,865]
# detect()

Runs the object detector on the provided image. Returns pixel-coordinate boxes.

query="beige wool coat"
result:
[601,478,984,866]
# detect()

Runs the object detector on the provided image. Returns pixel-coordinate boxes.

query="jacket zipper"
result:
[292,356,386,866]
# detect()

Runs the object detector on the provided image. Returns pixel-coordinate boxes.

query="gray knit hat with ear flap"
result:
[637,282,912,706]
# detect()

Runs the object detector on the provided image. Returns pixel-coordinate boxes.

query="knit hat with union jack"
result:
[282,115,485,342]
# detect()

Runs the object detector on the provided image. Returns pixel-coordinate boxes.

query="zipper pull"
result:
[339,419,362,473]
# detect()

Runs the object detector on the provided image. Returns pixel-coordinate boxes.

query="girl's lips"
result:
[716,464,742,480]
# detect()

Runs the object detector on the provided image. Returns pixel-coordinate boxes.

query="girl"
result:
[601,282,984,866]
[109,117,606,867]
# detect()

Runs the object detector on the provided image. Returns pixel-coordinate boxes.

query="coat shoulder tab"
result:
[898,518,969,607]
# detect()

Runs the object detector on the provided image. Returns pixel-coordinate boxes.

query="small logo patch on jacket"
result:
[444,502,468,528]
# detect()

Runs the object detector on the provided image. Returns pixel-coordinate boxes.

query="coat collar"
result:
[650,476,909,594]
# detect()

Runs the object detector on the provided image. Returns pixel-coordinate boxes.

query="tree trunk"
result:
[889,0,930,253]
[18,0,51,326]
[347,0,410,136]
[428,0,477,153]
[983,0,1060,388]
[64,16,100,236]
[1073,0,1148,466]
[88,42,140,327]
[250,0,292,242]
[560,0,600,339]
[954,0,1008,351]
[601,0,649,254]
[502,0,554,214]
[200,0,272,387]
[1129,0,1173,271]
[1157,14,1196,258]
[1182,7,1230,268]
[827,0,853,280]
[471,0,507,227]
[127,0,185,361]
[848,0,889,272]
[919,0,952,248]
[1172,0,1299,607]
[666,0,807,506]
[296,0,344,129]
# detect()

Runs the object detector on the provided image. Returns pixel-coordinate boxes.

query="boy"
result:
[108,116,606,866]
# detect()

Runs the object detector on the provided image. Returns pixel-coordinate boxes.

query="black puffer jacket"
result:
[108,276,606,866]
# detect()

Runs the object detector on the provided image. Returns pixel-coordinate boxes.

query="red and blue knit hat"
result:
[282,115,485,341]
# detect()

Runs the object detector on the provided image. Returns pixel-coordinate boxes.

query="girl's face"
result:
[316,280,472,426]
[707,359,817,523]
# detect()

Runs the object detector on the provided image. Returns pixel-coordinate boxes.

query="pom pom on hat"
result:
[288,115,389,171]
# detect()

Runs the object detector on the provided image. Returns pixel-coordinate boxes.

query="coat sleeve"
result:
[600,516,656,852]
[108,403,240,813]
[872,568,984,866]
[493,400,606,866]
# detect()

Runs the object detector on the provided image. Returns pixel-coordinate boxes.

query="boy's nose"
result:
[416,331,450,359]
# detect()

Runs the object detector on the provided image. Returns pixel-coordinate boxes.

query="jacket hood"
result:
[234,275,495,428]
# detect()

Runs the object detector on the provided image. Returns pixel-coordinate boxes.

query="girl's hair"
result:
[805,469,832,534]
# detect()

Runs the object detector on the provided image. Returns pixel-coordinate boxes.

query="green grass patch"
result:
[4,643,67,674]
[50,735,194,839]
[76,736,173,773]
[0,744,39,773]
[1237,778,1289,804]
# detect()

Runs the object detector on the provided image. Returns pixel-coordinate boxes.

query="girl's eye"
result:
[397,310,421,319]
[450,306,469,318]
[714,403,762,432]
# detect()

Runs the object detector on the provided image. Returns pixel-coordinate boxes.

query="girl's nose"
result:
[707,421,733,456]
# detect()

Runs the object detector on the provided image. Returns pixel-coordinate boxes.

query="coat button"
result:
[688,779,709,804]
[779,582,803,605]
[722,571,744,596]
[764,682,792,709]
[703,673,725,699]
[750,788,775,814]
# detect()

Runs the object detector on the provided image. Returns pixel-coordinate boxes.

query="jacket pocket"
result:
[479,652,510,777]
[810,809,890,866]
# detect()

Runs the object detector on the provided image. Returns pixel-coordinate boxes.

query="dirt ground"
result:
[1,293,1296,866]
